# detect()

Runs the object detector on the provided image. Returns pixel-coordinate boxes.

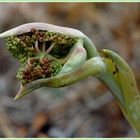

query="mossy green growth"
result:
[6,36,35,64]
[17,57,62,85]
[5,29,77,85]
[6,29,77,61]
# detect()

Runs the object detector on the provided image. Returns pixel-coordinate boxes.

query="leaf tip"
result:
[13,84,27,100]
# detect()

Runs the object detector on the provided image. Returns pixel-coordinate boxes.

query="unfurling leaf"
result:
[1,22,140,136]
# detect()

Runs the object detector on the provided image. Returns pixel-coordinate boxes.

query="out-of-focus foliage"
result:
[0,3,140,137]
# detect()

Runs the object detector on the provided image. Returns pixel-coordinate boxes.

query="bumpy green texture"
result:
[6,29,77,62]
[17,57,62,85]
[6,36,35,64]
[5,29,77,85]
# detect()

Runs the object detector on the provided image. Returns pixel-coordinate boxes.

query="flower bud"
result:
[0,22,98,99]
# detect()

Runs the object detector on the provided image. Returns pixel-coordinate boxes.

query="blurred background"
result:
[0,3,140,137]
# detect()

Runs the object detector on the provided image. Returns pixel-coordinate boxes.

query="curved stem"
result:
[34,40,41,53]
[42,42,46,52]
[83,37,99,58]
[45,42,55,53]
[99,72,125,108]
[27,57,39,66]
[101,49,140,136]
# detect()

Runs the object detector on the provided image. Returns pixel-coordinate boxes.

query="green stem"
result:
[99,72,125,108]
[83,37,99,58]
[101,49,140,136]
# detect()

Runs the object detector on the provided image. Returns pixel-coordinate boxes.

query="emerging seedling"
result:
[1,22,140,136]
